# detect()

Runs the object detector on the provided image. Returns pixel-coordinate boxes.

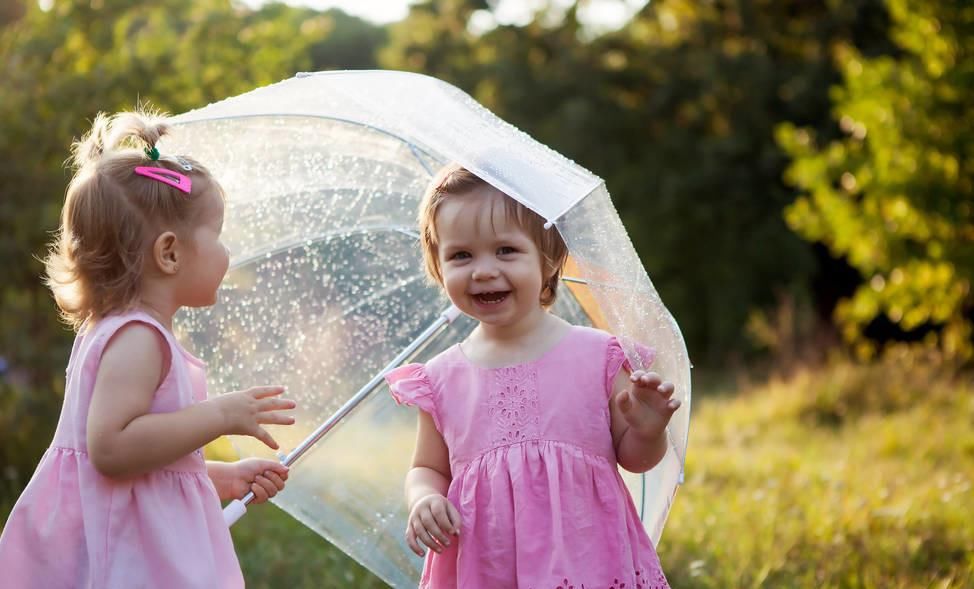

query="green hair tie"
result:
[144,145,160,161]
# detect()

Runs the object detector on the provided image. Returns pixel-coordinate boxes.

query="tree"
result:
[778,0,973,359]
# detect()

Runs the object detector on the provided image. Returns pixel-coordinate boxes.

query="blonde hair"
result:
[43,109,222,330]
[418,164,569,307]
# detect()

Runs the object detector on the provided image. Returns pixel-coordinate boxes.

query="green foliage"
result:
[778,0,973,359]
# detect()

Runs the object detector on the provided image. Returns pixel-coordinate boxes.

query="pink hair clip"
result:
[134,166,193,194]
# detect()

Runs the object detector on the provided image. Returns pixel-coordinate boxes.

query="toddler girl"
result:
[386,164,679,588]
[0,110,296,588]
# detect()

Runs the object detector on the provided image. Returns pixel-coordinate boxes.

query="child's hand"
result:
[231,458,289,504]
[616,370,680,441]
[405,493,461,557]
[208,459,289,503]
[213,386,296,449]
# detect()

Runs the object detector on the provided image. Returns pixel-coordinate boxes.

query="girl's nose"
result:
[471,263,499,281]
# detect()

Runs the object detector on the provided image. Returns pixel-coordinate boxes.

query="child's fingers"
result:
[616,390,632,414]
[257,411,296,426]
[412,518,443,553]
[430,501,457,539]
[250,473,281,501]
[247,385,287,399]
[630,384,657,405]
[419,508,451,549]
[257,397,297,412]
[405,526,425,557]
[259,462,289,479]
[657,381,676,399]
[250,477,271,504]
[261,470,287,491]
[631,371,662,390]
[254,427,280,450]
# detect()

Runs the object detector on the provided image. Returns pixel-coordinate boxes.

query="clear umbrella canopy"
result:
[166,71,691,588]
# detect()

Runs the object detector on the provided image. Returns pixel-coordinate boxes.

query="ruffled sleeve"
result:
[385,363,441,431]
[605,336,657,397]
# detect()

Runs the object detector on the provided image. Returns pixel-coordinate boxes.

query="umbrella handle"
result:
[223,500,247,526]
[223,493,254,527]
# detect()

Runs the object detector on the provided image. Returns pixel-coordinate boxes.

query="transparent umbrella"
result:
[166,70,691,588]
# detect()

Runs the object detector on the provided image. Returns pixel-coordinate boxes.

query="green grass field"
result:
[216,351,974,587]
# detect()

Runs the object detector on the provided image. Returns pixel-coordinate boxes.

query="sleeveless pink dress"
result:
[0,310,243,588]
[386,325,670,589]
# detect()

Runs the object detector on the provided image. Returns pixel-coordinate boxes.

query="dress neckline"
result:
[453,325,577,371]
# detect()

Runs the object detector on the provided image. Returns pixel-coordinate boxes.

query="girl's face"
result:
[435,187,546,329]
[177,189,230,307]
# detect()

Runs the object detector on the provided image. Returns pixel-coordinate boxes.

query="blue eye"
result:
[450,251,471,260]
[497,246,517,255]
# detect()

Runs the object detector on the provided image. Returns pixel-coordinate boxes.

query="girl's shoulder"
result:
[555,325,656,376]
[555,324,618,355]
[84,310,173,352]
[71,309,175,375]
[563,324,654,356]
[84,308,168,338]
[565,324,614,343]
[425,343,467,371]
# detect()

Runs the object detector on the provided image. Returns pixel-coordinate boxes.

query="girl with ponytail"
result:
[0,109,297,588]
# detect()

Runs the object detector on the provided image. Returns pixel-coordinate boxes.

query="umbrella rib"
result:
[172,112,440,177]
[227,225,420,270]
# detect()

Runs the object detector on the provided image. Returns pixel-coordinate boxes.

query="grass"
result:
[660,348,974,588]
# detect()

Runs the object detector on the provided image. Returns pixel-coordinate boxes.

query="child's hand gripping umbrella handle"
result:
[221,305,464,529]
[224,452,287,526]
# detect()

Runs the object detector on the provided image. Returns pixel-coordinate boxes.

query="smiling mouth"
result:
[473,291,510,305]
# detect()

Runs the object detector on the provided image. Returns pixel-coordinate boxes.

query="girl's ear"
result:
[152,231,180,275]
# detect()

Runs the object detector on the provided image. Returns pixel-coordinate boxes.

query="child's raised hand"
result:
[406,493,461,557]
[616,370,680,441]
[213,386,296,449]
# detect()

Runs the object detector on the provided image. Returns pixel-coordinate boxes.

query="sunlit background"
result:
[1,0,971,587]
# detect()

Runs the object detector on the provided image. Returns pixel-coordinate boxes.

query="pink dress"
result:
[0,310,243,589]
[386,325,670,589]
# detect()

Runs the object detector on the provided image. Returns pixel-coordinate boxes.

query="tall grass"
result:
[661,348,973,588]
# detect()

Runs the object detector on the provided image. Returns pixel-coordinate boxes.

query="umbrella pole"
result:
[224,305,463,526]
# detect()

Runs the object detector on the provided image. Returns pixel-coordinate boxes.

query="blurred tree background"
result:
[1,0,970,587]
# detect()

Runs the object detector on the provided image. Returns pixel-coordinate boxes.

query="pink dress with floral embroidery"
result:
[385,325,670,589]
